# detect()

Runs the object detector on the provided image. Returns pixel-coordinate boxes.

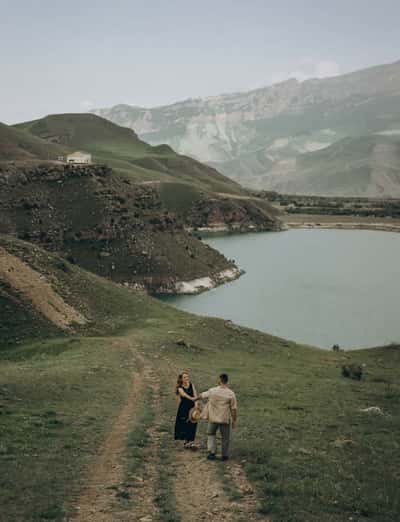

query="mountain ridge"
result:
[93,59,400,196]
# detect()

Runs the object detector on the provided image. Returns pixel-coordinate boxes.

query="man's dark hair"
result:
[219,373,229,384]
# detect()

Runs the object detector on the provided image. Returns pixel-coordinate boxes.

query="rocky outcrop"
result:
[158,267,243,295]
[185,194,283,232]
[0,163,237,293]
[0,162,112,185]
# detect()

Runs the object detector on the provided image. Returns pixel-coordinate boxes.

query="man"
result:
[198,373,237,461]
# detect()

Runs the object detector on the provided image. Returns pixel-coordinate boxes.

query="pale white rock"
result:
[359,406,384,415]
[175,268,241,295]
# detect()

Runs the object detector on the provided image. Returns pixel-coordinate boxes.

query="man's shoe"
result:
[221,456,229,461]
[207,453,216,460]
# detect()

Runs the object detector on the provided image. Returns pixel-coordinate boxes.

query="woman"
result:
[174,371,199,449]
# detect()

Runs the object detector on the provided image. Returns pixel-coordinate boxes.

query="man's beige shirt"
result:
[200,386,237,424]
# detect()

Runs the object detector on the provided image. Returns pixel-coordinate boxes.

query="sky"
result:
[1,0,400,124]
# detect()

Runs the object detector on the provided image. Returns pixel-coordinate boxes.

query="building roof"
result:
[67,151,91,157]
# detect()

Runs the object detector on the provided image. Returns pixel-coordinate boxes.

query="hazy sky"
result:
[1,0,400,123]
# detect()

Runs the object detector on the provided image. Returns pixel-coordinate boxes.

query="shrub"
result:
[342,364,363,380]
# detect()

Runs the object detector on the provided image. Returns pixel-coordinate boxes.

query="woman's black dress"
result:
[174,383,197,442]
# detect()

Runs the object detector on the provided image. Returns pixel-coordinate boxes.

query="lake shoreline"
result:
[282,213,400,233]
[157,266,243,295]
[287,221,400,233]
[163,229,400,349]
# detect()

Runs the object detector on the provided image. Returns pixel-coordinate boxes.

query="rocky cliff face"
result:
[93,60,400,196]
[184,193,282,232]
[0,163,281,293]
[0,163,237,293]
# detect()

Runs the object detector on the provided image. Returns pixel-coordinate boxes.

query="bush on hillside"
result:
[342,364,363,380]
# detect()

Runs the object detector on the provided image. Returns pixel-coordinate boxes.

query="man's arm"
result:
[198,389,211,400]
[231,408,237,428]
[230,393,238,428]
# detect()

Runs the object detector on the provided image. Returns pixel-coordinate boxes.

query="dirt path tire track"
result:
[171,438,270,521]
[225,461,272,521]
[129,361,162,522]
[70,341,146,522]
[172,448,235,521]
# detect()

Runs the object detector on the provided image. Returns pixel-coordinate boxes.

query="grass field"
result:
[1,300,399,521]
[0,237,399,521]
[167,321,400,522]
[0,336,137,521]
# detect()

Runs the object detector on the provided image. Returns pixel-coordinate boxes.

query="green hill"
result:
[9,113,281,230]
[263,135,400,196]
[0,115,281,294]
[0,121,67,161]
[0,234,159,345]
[15,113,244,195]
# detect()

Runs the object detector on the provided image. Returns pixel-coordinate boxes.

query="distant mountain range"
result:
[93,60,400,196]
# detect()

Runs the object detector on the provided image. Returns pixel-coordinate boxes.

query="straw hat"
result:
[188,406,202,423]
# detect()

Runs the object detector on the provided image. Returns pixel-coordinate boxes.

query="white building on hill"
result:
[66,151,92,165]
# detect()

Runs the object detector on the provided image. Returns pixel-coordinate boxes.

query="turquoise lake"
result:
[160,229,400,349]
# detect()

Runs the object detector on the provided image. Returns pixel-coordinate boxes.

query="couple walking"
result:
[174,371,237,461]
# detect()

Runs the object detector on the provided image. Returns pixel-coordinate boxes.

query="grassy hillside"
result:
[0,236,399,521]
[0,235,159,345]
[263,135,400,196]
[15,113,244,195]
[0,121,67,161]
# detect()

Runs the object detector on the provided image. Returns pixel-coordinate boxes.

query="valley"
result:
[3,4,400,522]
[0,110,399,522]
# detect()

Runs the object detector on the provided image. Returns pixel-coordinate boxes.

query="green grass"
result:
[155,423,182,522]
[154,374,182,522]
[0,235,399,521]
[14,113,242,195]
[0,335,137,521]
[0,235,175,346]
[0,122,67,161]
[159,181,202,215]
[159,316,400,522]
[125,387,154,478]
[215,462,243,502]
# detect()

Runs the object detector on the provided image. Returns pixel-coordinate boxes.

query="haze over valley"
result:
[94,60,400,197]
